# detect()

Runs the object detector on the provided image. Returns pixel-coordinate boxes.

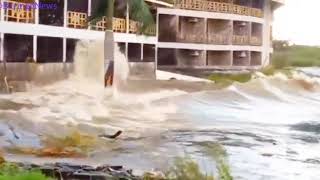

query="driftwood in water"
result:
[99,130,123,139]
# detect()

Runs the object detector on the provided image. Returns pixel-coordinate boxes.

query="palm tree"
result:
[90,0,154,86]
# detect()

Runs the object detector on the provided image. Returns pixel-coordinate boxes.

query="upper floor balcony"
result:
[0,0,156,36]
[165,16,262,46]
[2,0,35,24]
[174,0,264,18]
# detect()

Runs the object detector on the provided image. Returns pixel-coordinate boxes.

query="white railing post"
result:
[126,1,129,33]
[35,0,39,24]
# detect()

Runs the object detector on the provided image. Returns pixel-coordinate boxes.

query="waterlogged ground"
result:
[0,70,320,180]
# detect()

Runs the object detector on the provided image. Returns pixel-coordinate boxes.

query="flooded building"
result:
[0,0,284,86]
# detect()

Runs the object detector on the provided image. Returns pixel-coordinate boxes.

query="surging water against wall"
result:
[73,39,129,96]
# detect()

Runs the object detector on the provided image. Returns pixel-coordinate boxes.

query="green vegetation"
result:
[165,157,215,180]
[208,73,252,86]
[272,42,320,68]
[144,143,233,180]
[201,143,233,180]
[0,163,52,180]
[208,43,320,84]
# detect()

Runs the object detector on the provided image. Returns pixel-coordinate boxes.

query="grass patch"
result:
[165,157,215,180]
[144,143,233,180]
[8,131,97,157]
[0,163,53,180]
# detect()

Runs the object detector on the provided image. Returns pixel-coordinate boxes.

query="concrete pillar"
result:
[0,33,3,62]
[204,18,207,43]
[262,0,271,66]
[228,51,232,66]
[155,46,158,75]
[125,2,129,62]
[231,51,234,66]
[231,20,235,45]
[88,0,92,16]
[204,50,207,66]
[125,42,128,59]
[64,0,68,27]
[63,38,67,62]
[87,0,92,30]
[176,15,179,35]
[35,0,39,24]
[155,12,160,73]
[33,36,37,62]
[248,51,251,66]
[141,43,143,61]
[0,0,4,22]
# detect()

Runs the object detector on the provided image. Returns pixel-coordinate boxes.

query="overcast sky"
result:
[273,0,320,45]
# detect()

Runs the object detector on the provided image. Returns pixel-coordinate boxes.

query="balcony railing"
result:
[232,35,249,45]
[3,0,34,23]
[250,37,262,46]
[177,33,231,45]
[207,34,229,45]
[67,11,87,29]
[174,0,264,18]
[129,20,140,33]
[144,25,156,36]
[176,33,206,43]
[89,16,122,31]
[113,18,127,32]
[90,16,156,35]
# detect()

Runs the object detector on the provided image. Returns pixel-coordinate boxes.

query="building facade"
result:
[157,0,284,72]
[0,0,284,86]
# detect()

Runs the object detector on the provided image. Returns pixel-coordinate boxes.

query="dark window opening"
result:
[37,37,63,63]
[66,39,78,63]
[39,0,64,26]
[143,44,155,62]
[158,48,176,66]
[128,43,141,62]
[68,0,88,13]
[4,34,33,62]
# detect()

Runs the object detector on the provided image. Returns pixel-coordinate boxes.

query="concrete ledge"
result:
[0,22,156,44]
[157,42,263,51]
[157,8,265,24]
[1,62,73,84]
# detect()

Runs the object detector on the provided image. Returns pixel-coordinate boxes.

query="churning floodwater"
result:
[0,41,320,179]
